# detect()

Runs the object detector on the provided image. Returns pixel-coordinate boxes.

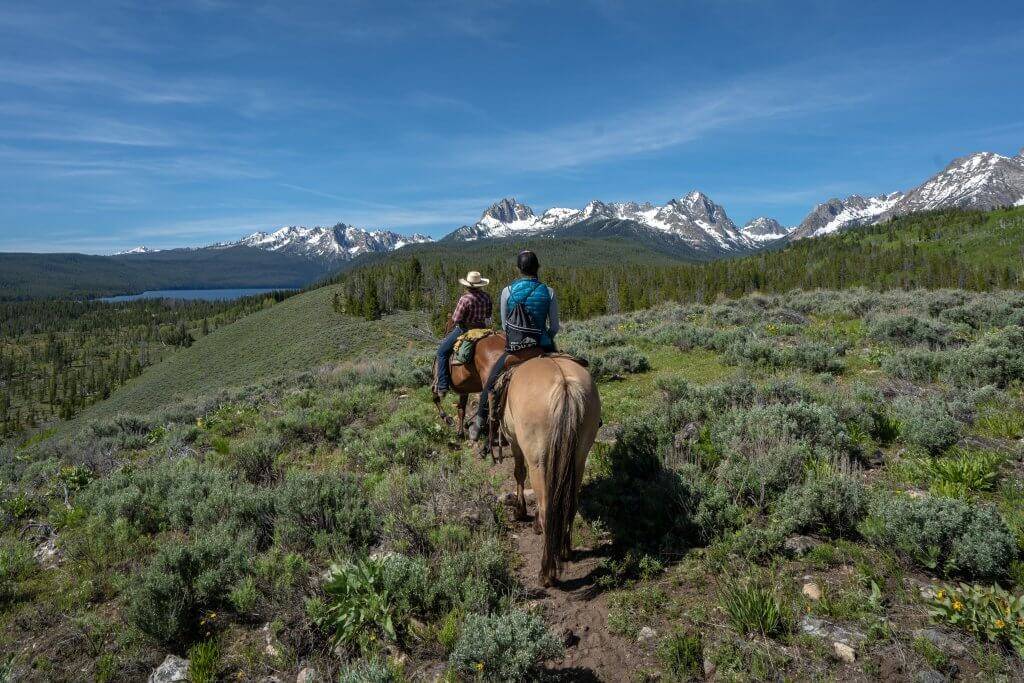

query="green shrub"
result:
[433,538,514,613]
[926,582,1024,658]
[942,326,1024,388]
[868,314,953,349]
[231,433,281,484]
[337,659,394,683]
[273,470,378,552]
[895,398,961,454]
[228,576,259,614]
[437,607,463,653]
[186,641,220,683]
[860,493,1017,580]
[587,345,651,380]
[0,538,35,606]
[713,403,847,510]
[127,524,252,643]
[448,610,563,682]
[84,457,269,538]
[881,348,947,382]
[775,471,865,537]
[720,582,789,638]
[786,341,845,374]
[658,632,704,682]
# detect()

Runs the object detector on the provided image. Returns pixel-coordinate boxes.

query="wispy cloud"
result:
[446,75,867,172]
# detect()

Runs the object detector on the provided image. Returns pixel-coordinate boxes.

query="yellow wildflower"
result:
[935,590,945,600]
[952,600,963,611]
[475,662,485,671]
[995,619,1005,629]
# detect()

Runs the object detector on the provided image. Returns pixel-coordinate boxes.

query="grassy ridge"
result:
[70,285,432,425]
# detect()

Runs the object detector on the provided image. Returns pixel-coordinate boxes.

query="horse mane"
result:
[542,359,588,582]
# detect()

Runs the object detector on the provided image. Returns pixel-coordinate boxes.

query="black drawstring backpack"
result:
[505,281,544,352]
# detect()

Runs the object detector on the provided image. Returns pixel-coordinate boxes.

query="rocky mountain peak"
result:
[482,198,534,224]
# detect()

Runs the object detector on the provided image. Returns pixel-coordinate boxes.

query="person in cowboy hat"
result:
[435,270,493,398]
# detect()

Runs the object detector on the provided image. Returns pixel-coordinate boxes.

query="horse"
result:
[501,356,601,587]
[431,326,508,438]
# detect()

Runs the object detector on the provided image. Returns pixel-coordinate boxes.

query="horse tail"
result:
[542,361,587,584]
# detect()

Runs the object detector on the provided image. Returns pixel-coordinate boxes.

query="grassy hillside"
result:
[3,287,1023,680]
[0,246,332,301]
[68,285,432,426]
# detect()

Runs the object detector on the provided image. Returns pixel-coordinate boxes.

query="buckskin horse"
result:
[432,331,601,586]
[504,356,601,585]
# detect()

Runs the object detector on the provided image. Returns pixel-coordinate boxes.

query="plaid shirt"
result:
[452,289,493,329]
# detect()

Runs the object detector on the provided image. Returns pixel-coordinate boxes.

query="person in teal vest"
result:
[469,250,559,442]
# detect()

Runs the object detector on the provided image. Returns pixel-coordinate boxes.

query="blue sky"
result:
[0,0,1022,253]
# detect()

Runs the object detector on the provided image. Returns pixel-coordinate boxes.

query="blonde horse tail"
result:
[542,362,587,585]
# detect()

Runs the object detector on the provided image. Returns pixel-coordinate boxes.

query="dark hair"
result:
[517,250,539,276]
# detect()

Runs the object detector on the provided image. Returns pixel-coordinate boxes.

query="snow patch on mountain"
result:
[223,224,431,263]
[815,193,903,237]
[741,217,790,242]
[115,246,158,255]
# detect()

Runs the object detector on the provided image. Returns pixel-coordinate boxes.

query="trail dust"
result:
[500,481,655,681]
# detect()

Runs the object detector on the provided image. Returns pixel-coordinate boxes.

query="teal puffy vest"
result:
[508,277,552,348]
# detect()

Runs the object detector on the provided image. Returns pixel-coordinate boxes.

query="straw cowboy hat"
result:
[459,271,490,288]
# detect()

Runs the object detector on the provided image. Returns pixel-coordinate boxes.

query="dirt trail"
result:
[504,489,653,682]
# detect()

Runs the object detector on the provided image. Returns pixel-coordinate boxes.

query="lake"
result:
[99,287,294,303]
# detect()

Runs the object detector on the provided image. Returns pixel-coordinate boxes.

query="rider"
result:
[436,270,493,399]
[469,250,559,442]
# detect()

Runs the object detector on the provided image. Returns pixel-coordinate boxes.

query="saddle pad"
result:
[452,328,493,365]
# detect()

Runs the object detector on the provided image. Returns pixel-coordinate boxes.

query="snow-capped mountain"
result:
[741,217,792,242]
[788,192,904,240]
[883,150,1024,217]
[445,192,757,253]
[789,149,1024,240]
[115,246,158,255]
[220,224,432,263]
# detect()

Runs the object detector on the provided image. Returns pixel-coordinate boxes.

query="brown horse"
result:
[432,330,507,438]
[502,356,601,586]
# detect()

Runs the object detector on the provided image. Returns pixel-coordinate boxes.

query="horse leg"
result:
[528,462,545,536]
[456,395,468,439]
[512,445,528,521]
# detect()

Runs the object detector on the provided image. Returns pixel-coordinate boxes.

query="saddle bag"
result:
[505,282,544,352]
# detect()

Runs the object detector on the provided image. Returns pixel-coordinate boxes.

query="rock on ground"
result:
[636,626,657,645]
[801,582,822,601]
[913,628,968,657]
[148,655,189,683]
[833,642,856,663]
[296,667,322,683]
[783,535,821,557]
[800,616,866,644]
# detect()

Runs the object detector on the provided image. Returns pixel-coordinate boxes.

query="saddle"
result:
[452,328,494,365]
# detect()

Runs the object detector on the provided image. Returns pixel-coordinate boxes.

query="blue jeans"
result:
[477,339,556,421]
[436,325,465,392]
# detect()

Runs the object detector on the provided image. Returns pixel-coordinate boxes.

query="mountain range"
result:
[120,146,1023,264]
